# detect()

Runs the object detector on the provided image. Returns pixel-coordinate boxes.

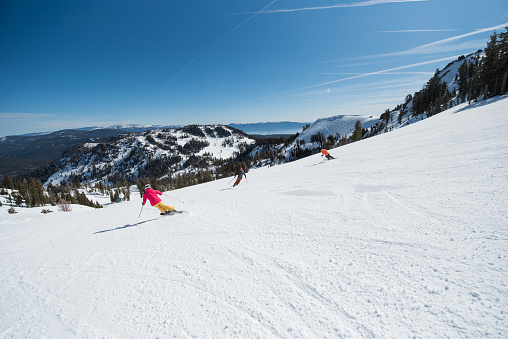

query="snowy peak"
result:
[297,115,378,143]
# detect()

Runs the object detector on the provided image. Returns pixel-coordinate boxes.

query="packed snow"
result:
[1,96,507,338]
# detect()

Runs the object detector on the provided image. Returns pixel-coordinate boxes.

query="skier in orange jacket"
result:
[321,148,335,160]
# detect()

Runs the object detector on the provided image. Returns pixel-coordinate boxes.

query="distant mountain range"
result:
[228,121,310,135]
[0,122,309,178]
[74,124,182,133]
[18,121,310,137]
[0,122,303,178]
[0,129,131,178]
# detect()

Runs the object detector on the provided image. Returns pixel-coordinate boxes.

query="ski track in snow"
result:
[1,97,508,338]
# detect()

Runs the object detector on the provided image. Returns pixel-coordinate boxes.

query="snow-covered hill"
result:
[296,114,378,144]
[1,96,507,338]
[45,125,255,185]
[440,51,483,94]
[369,51,485,136]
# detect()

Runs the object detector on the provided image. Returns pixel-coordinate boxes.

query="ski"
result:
[160,210,185,216]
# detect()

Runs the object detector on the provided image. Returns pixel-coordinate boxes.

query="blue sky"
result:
[1,0,507,137]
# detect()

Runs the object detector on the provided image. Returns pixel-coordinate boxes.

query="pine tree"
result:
[3,175,14,189]
[457,60,469,103]
[381,109,390,124]
[499,29,508,95]
[353,120,363,142]
[481,32,500,98]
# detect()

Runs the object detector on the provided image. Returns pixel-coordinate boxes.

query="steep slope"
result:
[371,51,484,135]
[0,96,507,338]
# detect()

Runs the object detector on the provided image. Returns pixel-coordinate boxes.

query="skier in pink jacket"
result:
[142,184,176,215]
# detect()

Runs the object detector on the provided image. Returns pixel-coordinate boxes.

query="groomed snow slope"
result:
[1,97,507,338]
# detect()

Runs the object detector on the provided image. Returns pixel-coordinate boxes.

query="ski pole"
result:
[162,193,185,203]
[135,205,144,226]
[228,177,235,185]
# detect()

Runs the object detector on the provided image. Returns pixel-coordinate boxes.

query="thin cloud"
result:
[287,75,429,99]
[318,71,435,75]
[323,23,507,66]
[169,0,278,82]
[378,29,459,33]
[265,55,459,98]
[0,112,57,120]
[375,23,508,57]
[240,0,425,14]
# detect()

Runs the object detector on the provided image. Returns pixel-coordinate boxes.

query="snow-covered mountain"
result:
[1,96,506,337]
[296,114,378,143]
[367,51,485,136]
[44,125,255,186]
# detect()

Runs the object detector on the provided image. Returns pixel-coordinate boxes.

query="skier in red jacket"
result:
[142,184,176,215]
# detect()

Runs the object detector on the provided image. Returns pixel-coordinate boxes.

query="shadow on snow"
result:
[93,218,158,234]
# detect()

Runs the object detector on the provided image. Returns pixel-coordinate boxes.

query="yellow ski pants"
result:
[153,202,174,213]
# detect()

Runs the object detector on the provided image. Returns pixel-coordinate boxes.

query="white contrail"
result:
[265,55,460,98]
[374,22,508,57]
[169,0,278,82]
[318,71,435,75]
[239,0,425,14]
[378,29,459,33]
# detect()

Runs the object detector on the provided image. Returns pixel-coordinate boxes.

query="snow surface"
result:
[1,97,507,338]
